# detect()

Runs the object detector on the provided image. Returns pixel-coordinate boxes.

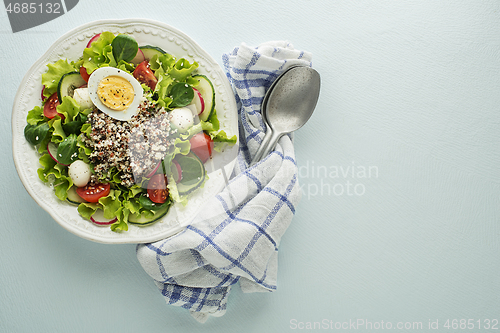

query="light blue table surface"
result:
[2,1,499,332]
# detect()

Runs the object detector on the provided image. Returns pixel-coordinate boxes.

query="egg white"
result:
[87,67,144,121]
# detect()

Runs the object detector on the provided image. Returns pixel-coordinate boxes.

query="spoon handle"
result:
[250,129,282,166]
[258,123,273,157]
[251,126,272,166]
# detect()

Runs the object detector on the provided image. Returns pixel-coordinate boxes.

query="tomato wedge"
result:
[147,174,169,204]
[43,92,64,120]
[79,66,90,82]
[133,61,158,90]
[76,183,111,203]
[189,132,214,163]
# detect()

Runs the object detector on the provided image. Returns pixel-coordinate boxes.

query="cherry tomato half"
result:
[76,183,111,203]
[147,174,169,204]
[79,66,90,82]
[43,92,64,119]
[133,61,158,90]
[189,132,214,163]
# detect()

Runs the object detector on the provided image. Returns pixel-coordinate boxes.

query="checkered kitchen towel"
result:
[136,41,313,323]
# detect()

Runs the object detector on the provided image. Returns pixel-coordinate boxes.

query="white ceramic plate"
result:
[12,19,238,244]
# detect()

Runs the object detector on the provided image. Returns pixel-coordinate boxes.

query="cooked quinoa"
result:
[83,99,174,187]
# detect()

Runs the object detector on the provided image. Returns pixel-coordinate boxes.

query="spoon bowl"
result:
[251,66,320,164]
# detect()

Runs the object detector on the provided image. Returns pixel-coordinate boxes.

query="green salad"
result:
[24,31,236,231]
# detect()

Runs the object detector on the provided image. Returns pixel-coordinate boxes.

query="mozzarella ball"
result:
[168,107,195,132]
[73,88,94,109]
[68,160,91,187]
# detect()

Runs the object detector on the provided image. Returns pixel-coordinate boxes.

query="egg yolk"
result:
[97,76,135,111]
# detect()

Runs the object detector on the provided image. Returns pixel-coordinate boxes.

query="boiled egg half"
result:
[87,67,143,121]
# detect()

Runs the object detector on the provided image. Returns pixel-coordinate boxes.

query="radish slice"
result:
[131,48,145,65]
[191,88,205,115]
[90,209,117,226]
[47,142,69,166]
[145,161,161,178]
[186,104,198,116]
[172,160,182,183]
[86,33,101,48]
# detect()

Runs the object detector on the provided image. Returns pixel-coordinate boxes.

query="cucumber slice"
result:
[192,75,215,122]
[57,72,86,102]
[129,204,170,226]
[175,152,206,196]
[66,186,86,205]
[139,45,166,61]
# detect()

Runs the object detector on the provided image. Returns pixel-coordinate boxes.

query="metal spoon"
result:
[255,65,300,162]
[251,66,321,165]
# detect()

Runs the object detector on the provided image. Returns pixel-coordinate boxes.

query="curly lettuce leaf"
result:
[116,60,136,73]
[82,31,116,73]
[49,118,66,144]
[211,130,237,144]
[48,97,85,145]
[149,54,198,108]
[124,185,143,201]
[42,59,77,98]
[186,118,218,137]
[203,109,237,144]
[212,130,238,153]
[149,54,175,108]
[153,78,174,108]
[110,207,129,232]
[37,153,60,181]
[36,154,72,200]
[206,108,220,130]
[53,175,72,201]
[77,142,91,163]
[149,53,175,74]
[56,96,81,122]
[80,123,91,137]
[123,196,142,215]
[26,106,45,125]
[172,137,191,156]
[77,202,99,220]
[170,58,199,82]
[98,189,122,219]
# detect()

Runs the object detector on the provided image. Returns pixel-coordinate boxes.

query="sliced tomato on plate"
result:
[133,61,158,90]
[43,92,64,120]
[76,183,111,203]
[147,174,169,204]
[189,132,214,163]
[79,66,91,82]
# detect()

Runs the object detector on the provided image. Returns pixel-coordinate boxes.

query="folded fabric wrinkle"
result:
[136,41,313,323]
